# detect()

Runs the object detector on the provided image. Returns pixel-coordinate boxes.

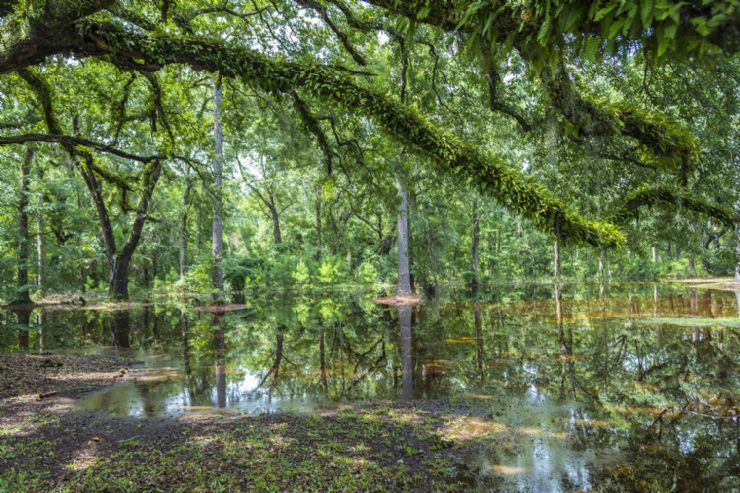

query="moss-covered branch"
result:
[0,0,114,73]
[610,185,736,229]
[72,20,624,248]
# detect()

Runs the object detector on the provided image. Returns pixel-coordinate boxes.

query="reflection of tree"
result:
[555,285,576,400]
[111,310,130,348]
[213,314,226,408]
[474,298,485,385]
[318,315,327,392]
[9,306,33,350]
[399,305,413,401]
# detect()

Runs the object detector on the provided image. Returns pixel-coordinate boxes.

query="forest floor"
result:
[0,353,494,492]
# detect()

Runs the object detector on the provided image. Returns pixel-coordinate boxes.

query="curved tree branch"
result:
[0,133,165,162]
[610,185,736,229]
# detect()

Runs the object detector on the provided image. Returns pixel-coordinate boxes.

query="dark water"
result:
[2,283,739,491]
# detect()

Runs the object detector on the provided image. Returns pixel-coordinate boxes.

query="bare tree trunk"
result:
[212,73,224,299]
[15,148,33,304]
[553,235,561,279]
[651,245,657,263]
[35,162,44,296]
[471,195,480,289]
[395,178,412,295]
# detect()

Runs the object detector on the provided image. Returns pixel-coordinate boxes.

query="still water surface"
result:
[2,282,738,491]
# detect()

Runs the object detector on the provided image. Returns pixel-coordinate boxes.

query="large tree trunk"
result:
[471,195,480,289]
[211,73,224,298]
[395,178,412,295]
[78,158,119,297]
[15,148,33,304]
[110,261,129,301]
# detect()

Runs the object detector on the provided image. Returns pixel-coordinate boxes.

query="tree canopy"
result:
[0,0,737,300]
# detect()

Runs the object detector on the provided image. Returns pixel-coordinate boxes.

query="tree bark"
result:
[269,195,282,246]
[35,161,44,296]
[553,235,562,279]
[395,178,412,295]
[212,73,224,298]
[15,148,33,304]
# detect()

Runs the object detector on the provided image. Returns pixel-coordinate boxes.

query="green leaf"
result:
[641,0,654,27]
[594,3,618,22]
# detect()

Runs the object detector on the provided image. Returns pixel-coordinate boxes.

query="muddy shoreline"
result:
[0,352,485,492]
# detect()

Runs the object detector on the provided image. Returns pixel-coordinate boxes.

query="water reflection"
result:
[399,305,413,401]
[1,283,738,491]
[213,314,226,408]
[111,310,130,348]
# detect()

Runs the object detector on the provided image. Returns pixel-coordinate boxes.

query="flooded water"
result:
[2,282,739,491]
